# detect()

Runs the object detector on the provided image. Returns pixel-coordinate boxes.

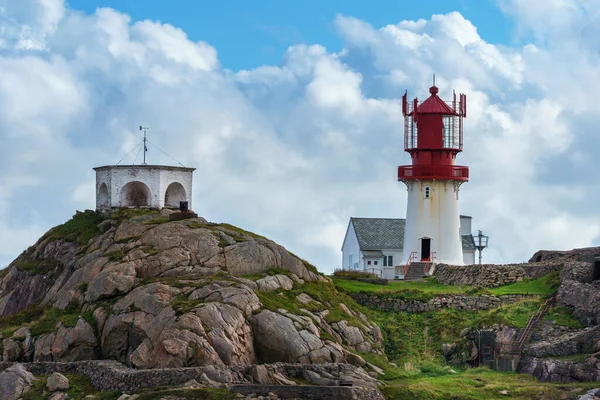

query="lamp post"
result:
[475,230,489,265]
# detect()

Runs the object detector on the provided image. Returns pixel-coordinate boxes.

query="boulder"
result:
[47,372,70,391]
[255,275,294,292]
[0,364,36,400]
[85,263,137,302]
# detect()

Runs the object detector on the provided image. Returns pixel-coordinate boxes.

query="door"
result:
[421,238,431,261]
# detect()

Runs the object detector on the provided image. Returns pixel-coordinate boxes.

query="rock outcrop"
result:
[0,210,382,371]
[0,364,36,400]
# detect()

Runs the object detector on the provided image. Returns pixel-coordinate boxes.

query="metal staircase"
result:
[494,293,557,370]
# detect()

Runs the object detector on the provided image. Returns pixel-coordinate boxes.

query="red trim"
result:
[398,165,469,181]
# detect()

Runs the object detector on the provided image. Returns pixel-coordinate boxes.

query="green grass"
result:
[134,388,237,400]
[106,250,125,261]
[334,277,476,296]
[489,272,560,296]
[255,280,370,336]
[23,374,121,400]
[371,300,544,365]
[0,304,85,337]
[333,272,559,300]
[43,210,107,246]
[143,216,170,225]
[381,367,599,400]
[12,255,63,275]
[111,208,160,221]
[544,306,583,329]
[552,353,594,363]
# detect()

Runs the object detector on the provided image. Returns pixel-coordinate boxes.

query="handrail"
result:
[516,293,556,349]
[424,252,436,275]
[404,252,417,276]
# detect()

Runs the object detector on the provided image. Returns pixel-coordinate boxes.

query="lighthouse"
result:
[398,82,468,266]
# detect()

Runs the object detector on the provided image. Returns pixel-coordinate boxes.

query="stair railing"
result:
[424,252,436,275]
[516,293,556,349]
[404,252,417,277]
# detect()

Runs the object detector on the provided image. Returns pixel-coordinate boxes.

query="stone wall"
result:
[350,293,538,313]
[0,361,379,394]
[434,262,562,288]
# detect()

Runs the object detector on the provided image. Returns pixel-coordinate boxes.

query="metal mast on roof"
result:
[115,126,187,167]
[140,126,149,165]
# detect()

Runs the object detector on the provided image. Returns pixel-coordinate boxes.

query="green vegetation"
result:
[380,367,599,400]
[256,280,368,327]
[23,374,121,400]
[552,353,594,363]
[0,304,90,337]
[333,272,559,299]
[332,268,378,279]
[13,255,63,275]
[334,277,480,300]
[135,388,237,400]
[111,208,159,221]
[489,271,560,296]
[143,216,170,225]
[106,250,125,261]
[43,210,107,246]
[240,267,293,281]
[544,306,583,329]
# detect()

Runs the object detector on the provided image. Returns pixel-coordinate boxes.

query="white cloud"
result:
[1,1,600,272]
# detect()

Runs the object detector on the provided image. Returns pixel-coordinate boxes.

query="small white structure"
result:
[341,215,476,279]
[94,165,195,211]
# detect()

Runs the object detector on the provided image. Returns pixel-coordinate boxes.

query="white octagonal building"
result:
[94,165,195,211]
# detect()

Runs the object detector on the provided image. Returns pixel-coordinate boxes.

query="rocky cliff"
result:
[0,210,383,370]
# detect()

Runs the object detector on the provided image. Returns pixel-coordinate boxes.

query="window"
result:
[383,255,393,267]
[424,186,431,199]
[374,260,378,265]
[348,254,353,269]
[367,261,371,265]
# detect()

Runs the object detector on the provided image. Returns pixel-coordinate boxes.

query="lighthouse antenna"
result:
[140,126,149,165]
[433,73,435,86]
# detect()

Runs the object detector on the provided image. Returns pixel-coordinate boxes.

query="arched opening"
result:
[120,181,151,207]
[164,182,187,208]
[98,183,109,208]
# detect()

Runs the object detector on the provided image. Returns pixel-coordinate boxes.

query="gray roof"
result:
[351,218,405,250]
[462,235,476,251]
[350,217,476,251]
[362,250,384,257]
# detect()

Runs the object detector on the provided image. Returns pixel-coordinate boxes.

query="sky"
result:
[1,0,600,273]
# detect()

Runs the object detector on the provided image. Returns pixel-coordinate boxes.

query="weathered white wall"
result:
[95,168,112,210]
[362,254,383,276]
[403,180,464,265]
[463,250,475,265]
[95,165,194,210]
[341,221,361,270]
[460,215,472,236]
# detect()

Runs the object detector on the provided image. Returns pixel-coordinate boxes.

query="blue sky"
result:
[2,0,600,273]
[67,0,516,71]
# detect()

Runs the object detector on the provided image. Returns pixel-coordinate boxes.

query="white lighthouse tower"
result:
[399,82,468,267]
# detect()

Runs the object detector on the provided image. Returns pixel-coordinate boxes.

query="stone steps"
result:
[404,262,428,281]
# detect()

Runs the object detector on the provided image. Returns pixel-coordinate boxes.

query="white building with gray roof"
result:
[341,215,476,279]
